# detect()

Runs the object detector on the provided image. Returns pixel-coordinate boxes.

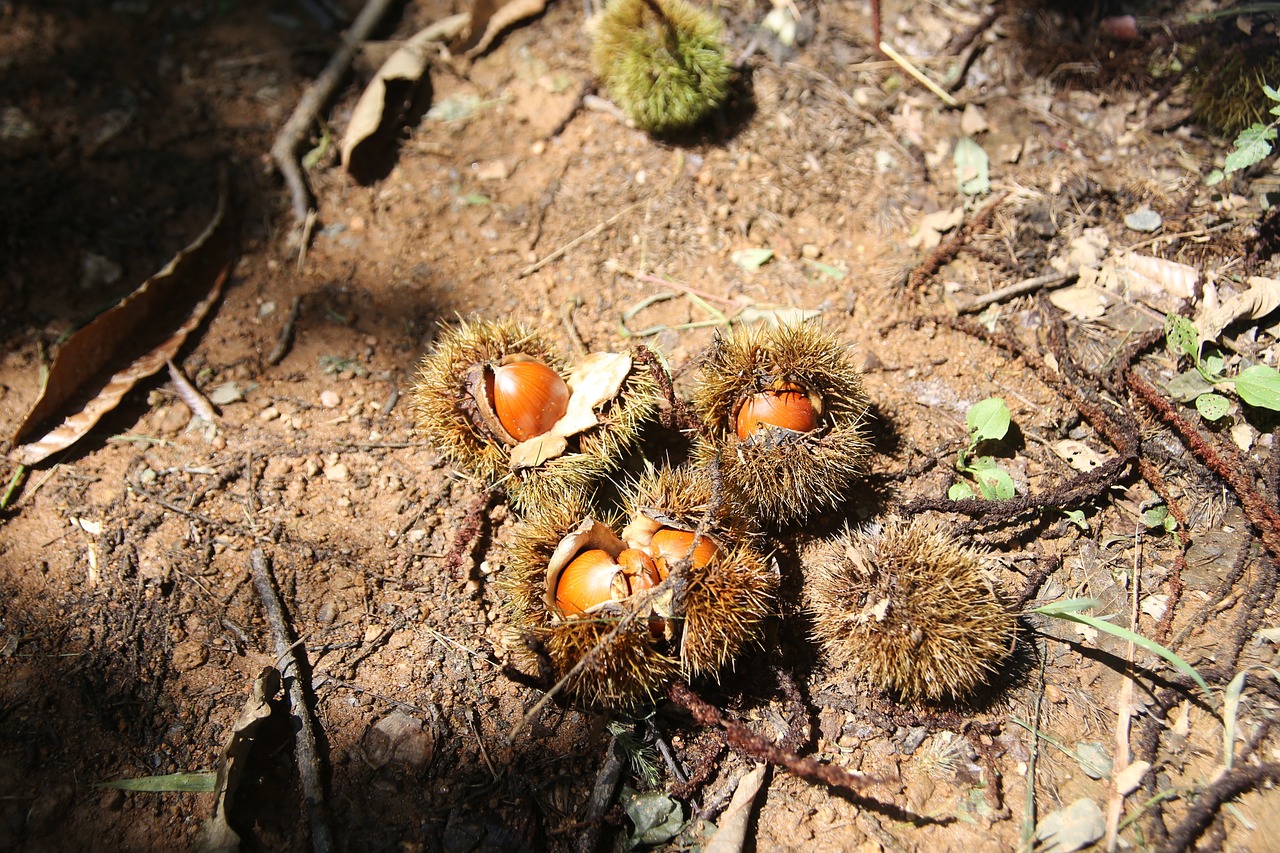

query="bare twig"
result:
[517,199,646,278]
[878,41,958,107]
[668,682,948,825]
[251,549,334,853]
[573,737,624,853]
[166,358,217,420]
[268,295,303,366]
[270,0,397,228]
[955,271,1075,315]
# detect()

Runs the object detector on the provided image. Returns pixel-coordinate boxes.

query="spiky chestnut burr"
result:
[804,517,1016,703]
[691,322,871,525]
[500,471,776,708]
[501,492,679,708]
[409,317,660,513]
[620,465,776,676]
[591,0,732,135]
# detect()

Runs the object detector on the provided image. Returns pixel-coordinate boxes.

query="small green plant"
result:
[1140,502,1181,547]
[949,397,1016,501]
[1163,313,1280,421]
[1206,82,1280,185]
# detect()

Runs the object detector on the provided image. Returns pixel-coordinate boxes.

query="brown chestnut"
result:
[734,383,819,440]
[485,359,570,442]
[649,527,719,575]
[555,548,662,616]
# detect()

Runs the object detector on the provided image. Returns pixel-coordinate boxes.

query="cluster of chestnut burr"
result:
[411,318,1015,707]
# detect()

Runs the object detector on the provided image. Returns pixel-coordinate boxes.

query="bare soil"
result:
[3,0,1279,851]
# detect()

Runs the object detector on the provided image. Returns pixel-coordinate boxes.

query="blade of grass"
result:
[1030,598,1210,701]
[97,771,217,792]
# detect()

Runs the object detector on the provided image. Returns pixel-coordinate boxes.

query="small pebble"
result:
[320,390,341,408]
[325,463,350,482]
[259,406,280,421]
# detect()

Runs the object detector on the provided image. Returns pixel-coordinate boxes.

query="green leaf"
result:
[1062,509,1089,531]
[1234,364,1280,410]
[954,136,991,196]
[1224,124,1277,174]
[1030,599,1210,698]
[948,481,975,500]
[96,772,217,793]
[1206,168,1225,186]
[1141,504,1169,530]
[1264,83,1280,103]
[730,248,774,271]
[1195,393,1231,421]
[967,397,1011,444]
[1201,348,1226,379]
[621,787,684,848]
[459,193,490,206]
[1166,369,1215,402]
[976,466,1016,500]
[803,260,847,281]
[1163,313,1199,360]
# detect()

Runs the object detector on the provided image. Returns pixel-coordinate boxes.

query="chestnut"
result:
[735,383,820,440]
[555,547,662,616]
[648,527,719,575]
[484,358,570,443]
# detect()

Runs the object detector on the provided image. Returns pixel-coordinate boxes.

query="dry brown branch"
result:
[271,0,398,229]
[251,548,334,853]
[668,682,949,825]
[908,193,1007,293]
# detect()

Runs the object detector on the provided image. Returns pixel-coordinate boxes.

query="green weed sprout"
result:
[591,0,732,135]
[1206,82,1280,185]
[949,397,1016,501]
[1164,312,1280,421]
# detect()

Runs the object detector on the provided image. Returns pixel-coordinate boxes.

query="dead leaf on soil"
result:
[340,14,470,175]
[705,764,766,853]
[195,666,281,853]
[1196,276,1280,344]
[460,0,547,59]
[9,181,236,466]
[1051,439,1105,472]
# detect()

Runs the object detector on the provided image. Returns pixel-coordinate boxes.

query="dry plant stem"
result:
[268,295,303,365]
[1125,371,1280,562]
[632,344,703,434]
[271,0,397,227]
[517,199,646,278]
[668,682,948,825]
[443,489,496,577]
[250,548,334,853]
[956,271,1074,315]
[908,193,1008,293]
[166,358,216,420]
[1160,763,1280,853]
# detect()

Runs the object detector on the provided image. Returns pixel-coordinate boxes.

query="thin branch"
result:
[270,0,397,228]
[251,549,334,853]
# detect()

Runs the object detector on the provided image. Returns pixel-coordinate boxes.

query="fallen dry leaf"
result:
[10,181,235,466]
[341,14,469,177]
[194,667,280,853]
[1196,276,1280,344]
[462,0,547,59]
[705,764,766,853]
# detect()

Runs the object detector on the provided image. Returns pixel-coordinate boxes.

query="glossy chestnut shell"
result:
[485,359,570,442]
[555,548,662,616]
[649,527,719,575]
[734,383,819,440]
